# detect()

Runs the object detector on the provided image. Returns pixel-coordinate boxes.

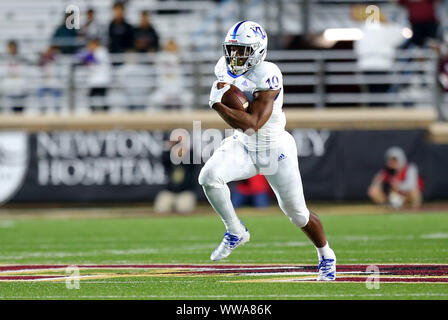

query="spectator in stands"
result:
[353,8,405,106]
[134,10,160,53]
[51,12,80,54]
[36,46,63,113]
[108,2,134,55]
[80,8,106,44]
[436,43,448,110]
[398,0,440,48]
[0,40,28,113]
[438,43,448,87]
[116,51,152,110]
[78,38,111,112]
[150,39,193,110]
[367,146,423,209]
[231,175,271,209]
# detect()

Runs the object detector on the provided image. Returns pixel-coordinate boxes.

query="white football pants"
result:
[198,131,310,233]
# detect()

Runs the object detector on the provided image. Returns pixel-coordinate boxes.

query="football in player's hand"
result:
[217,82,249,111]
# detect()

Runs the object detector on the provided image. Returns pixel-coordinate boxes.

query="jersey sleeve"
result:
[251,62,283,92]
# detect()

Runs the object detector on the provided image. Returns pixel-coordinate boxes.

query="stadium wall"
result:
[0,109,447,204]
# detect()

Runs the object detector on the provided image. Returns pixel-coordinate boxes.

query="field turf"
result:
[0,207,447,300]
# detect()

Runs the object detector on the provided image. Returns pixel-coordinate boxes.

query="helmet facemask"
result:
[223,43,260,75]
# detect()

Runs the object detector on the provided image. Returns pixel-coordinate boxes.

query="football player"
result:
[199,21,336,280]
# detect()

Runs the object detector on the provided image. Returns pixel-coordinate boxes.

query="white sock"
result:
[202,185,245,235]
[315,242,334,259]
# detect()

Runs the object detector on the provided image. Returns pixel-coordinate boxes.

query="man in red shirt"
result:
[231,174,271,208]
[368,146,423,208]
[399,0,440,47]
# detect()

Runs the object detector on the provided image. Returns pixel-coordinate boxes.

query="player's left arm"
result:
[212,63,283,133]
[212,89,279,133]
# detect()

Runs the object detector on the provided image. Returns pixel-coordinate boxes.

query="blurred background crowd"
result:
[1,0,448,117]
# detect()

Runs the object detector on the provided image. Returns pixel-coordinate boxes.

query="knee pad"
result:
[198,166,224,188]
[288,209,310,228]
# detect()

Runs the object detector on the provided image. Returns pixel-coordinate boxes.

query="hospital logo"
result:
[0,131,28,204]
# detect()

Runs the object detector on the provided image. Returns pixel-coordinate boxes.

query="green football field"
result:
[0,205,447,300]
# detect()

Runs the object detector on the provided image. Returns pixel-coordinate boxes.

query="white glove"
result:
[208,80,230,108]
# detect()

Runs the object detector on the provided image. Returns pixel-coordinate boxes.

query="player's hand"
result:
[208,80,230,108]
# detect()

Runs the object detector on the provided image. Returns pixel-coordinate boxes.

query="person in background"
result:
[116,51,152,110]
[36,46,63,113]
[438,43,448,88]
[80,8,106,44]
[231,175,271,209]
[368,146,424,209]
[134,10,160,53]
[51,12,80,54]
[398,0,440,48]
[108,2,134,55]
[0,40,29,113]
[150,39,193,110]
[353,7,405,106]
[78,38,111,112]
[435,42,448,118]
[154,137,198,214]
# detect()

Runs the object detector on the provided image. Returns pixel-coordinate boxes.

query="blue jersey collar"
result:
[227,69,243,78]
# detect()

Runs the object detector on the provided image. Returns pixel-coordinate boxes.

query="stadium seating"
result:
[0,0,444,114]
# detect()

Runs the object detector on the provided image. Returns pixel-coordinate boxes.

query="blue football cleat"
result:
[210,227,250,261]
[317,253,337,281]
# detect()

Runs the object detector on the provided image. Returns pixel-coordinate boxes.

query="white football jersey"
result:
[214,56,286,151]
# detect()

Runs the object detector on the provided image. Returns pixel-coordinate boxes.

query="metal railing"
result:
[191,48,439,109]
[0,48,441,116]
